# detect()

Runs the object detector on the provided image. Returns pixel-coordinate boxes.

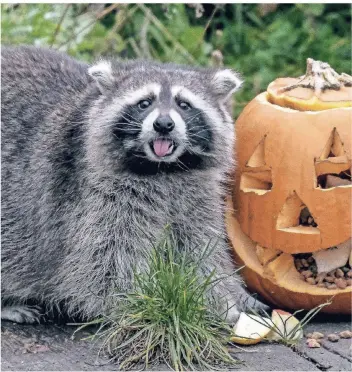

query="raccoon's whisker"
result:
[98,122,141,131]
[186,143,216,159]
[184,115,208,126]
[114,127,140,131]
[115,124,141,129]
[187,121,214,129]
[119,123,142,129]
[176,159,190,172]
[118,118,142,126]
[132,153,149,160]
[191,128,213,137]
[120,117,142,126]
[194,150,216,159]
[187,126,212,134]
[102,108,142,125]
[188,130,209,137]
[185,112,204,124]
[188,133,209,141]
[119,111,142,124]
[186,124,205,129]
[117,116,141,123]
[196,108,221,114]
[112,104,136,115]
[116,129,141,134]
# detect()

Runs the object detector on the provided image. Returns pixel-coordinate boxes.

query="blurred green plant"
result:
[1,3,351,117]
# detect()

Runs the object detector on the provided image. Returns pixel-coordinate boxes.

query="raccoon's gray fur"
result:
[1,46,262,324]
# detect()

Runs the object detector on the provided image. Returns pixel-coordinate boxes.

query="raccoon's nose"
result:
[153,115,175,134]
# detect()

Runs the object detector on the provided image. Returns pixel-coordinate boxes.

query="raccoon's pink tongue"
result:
[153,139,172,157]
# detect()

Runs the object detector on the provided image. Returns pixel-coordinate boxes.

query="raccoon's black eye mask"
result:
[184,109,213,152]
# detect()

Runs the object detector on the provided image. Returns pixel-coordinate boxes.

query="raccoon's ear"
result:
[88,60,115,93]
[211,69,243,101]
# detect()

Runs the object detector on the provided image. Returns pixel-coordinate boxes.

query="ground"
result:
[1,313,351,371]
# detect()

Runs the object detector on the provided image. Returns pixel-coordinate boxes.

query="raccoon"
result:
[1,46,264,324]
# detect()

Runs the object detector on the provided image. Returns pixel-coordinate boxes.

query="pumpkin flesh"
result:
[267,58,352,111]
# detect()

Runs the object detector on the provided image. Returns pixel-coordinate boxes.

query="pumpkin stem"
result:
[279,58,352,95]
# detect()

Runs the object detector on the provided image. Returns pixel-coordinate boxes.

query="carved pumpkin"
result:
[227,59,352,313]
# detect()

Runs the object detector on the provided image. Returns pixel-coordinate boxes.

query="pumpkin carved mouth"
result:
[226,206,352,314]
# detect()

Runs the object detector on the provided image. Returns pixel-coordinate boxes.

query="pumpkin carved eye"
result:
[240,171,273,194]
[317,169,351,189]
[315,128,350,189]
[246,137,266,168]
[240,136,273,195]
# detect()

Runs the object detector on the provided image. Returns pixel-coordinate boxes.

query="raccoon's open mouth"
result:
[150,138,177,158]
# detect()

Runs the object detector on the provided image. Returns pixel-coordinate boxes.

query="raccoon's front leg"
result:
[1,305,42,324]
[211,270,270,324]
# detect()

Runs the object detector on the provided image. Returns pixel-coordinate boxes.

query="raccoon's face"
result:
[87,60,242,175]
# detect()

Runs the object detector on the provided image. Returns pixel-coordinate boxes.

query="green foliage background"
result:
[1,3,351,117]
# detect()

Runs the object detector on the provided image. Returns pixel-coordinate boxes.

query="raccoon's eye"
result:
[178,101,191,111]
[138,100,151,110]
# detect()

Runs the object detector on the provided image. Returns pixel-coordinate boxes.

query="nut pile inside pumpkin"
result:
[294,251,352,290]
[227,58,352,314]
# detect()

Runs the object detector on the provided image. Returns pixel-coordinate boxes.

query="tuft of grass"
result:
[74,229,239,371]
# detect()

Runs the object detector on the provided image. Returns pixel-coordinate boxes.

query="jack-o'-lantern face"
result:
[227,59,352,313]
[234,95,351,254]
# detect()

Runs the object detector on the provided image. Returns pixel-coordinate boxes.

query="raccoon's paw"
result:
[1,305,42,324]
[223,295,271,326]
[224,302,241,325]
[239,293,271,316]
